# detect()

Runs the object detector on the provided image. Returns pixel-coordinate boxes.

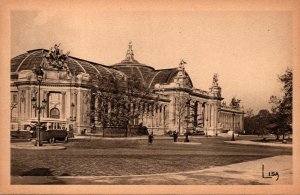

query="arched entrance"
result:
[50,108,60,119]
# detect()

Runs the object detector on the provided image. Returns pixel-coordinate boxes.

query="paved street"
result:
[12,155,291,185]
[11,135,292,185]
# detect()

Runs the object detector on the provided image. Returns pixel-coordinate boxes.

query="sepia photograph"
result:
[1,0,300,194]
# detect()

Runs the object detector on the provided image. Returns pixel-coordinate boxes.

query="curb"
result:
[11,143,67,150]
[224,140,292,148]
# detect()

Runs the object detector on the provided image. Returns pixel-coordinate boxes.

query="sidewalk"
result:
[224,140,292,148]
[12,155,292,185]
[73,135,173,140]
[11,141,66,150]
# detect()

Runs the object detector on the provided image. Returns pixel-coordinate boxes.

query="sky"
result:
[11,10,292,114]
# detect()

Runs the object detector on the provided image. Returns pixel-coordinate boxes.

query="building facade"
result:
[10,43,244,136]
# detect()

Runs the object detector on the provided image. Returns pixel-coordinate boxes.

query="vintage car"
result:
[28,120,71,143]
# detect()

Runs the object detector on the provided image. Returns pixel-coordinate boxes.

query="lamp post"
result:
[216,107,221,137]
[31,65,47,147]
[231,113,235,141]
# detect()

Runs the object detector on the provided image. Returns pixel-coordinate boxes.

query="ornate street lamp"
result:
[231,113,236,141]
[31,65,47,147]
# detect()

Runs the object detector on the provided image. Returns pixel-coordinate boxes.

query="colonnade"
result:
[93,93,168,134]
[219,111,244,131]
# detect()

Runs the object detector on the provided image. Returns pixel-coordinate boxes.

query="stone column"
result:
[19,90,25,121]
[197,102,201,126]
[222,113,224,126]
[27,89,31,119]
[160,104,163,127]
[240,114,244,131]
[43,91,48,118]
[169,95,176,128]
[74,90,78,121]
[62,91,66,119]
[225,113,227,127]
[208,104,212,127]
[94,93,99,124]
[215,104,218,130]
[76,89,81,134]
[155,104,158,127]
[204,103,208,128]
[163,105,166,132]
[160,104,165,127]
[224,113,226,127]
[211,103,215,129]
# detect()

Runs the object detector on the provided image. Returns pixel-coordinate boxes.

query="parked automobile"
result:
[29,120,69,143]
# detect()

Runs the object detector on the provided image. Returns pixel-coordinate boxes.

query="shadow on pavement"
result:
[21,168,53,176]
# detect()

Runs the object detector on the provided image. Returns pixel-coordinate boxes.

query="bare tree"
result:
[93,74,154,136]
[121,74,154,136]
[92,75,121,132]
[175,93,190,134]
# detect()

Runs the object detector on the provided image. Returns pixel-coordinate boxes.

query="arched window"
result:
[11,107,18,122]
[50,108,60,119]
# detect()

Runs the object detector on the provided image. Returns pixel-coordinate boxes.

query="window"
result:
[50,108,60,119]
[13,94,18,103]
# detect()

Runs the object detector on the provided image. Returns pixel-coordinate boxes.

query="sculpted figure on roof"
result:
[212,73,219,86]
[42,44,70,71]
[230,97,241,108]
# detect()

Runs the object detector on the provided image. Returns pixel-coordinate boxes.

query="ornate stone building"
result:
[10,43,244,136]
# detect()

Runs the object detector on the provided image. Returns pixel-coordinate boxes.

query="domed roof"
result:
[112,42,155,70]
[11,48,127,83]
[111,43,193,88]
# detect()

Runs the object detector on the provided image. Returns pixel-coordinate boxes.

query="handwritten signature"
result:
[262,164,279,181]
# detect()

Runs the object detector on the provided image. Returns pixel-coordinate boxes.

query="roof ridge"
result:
[148,70,162,88]
[68,58,87,73]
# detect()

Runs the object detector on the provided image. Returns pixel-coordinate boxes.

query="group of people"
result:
[148,130,180,144]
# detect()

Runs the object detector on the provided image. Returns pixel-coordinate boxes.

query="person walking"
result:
[148,131,154,144]
[173,131,178,142]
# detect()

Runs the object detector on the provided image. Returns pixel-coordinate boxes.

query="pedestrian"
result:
[173,131,178,142]
[184,133,190,142]
[148,131,154,144]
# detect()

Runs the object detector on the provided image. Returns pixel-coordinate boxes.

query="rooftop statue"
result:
[125,41,135,62]
[42,44,70,71]
[179,59,187,67]
[230,97,241,108]
[212,73,219,86]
